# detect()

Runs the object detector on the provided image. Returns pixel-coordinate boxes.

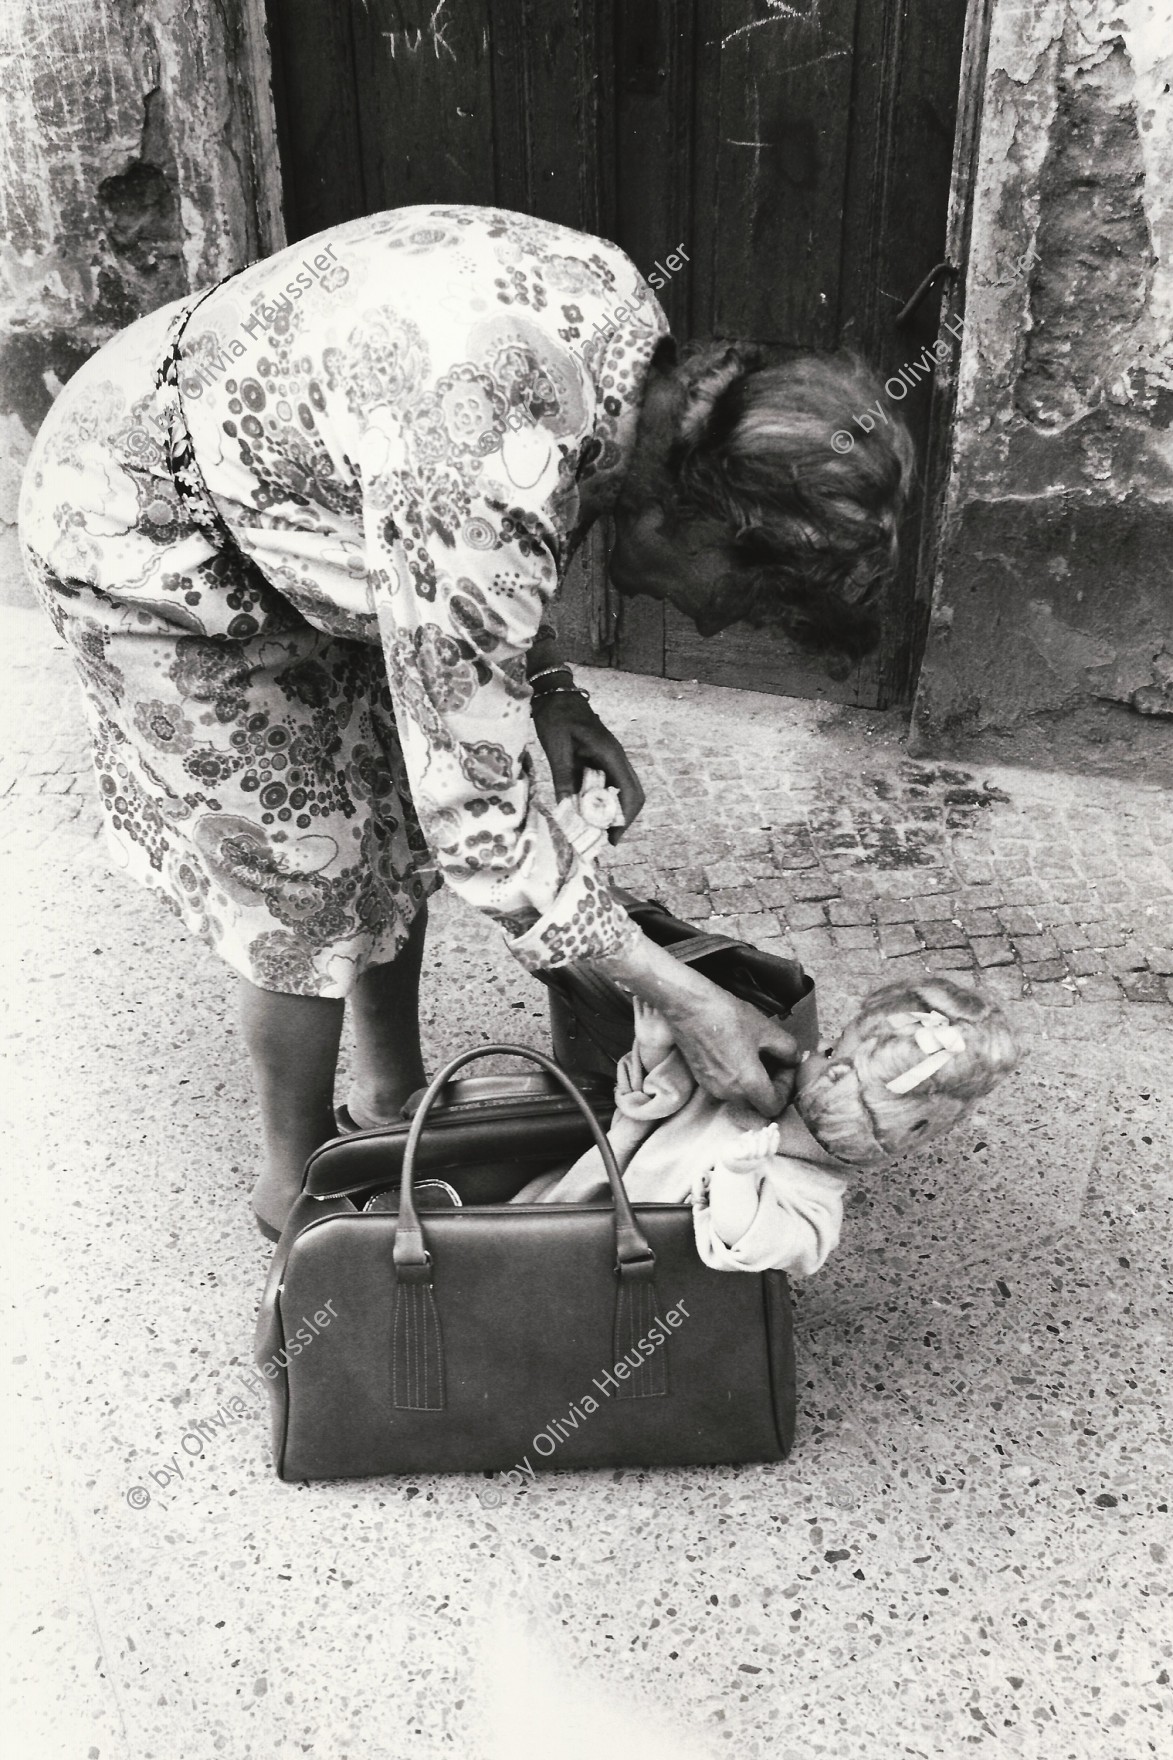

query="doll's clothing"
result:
[512,1028,848,1277]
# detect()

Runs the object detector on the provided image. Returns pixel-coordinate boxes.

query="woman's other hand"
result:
[531,690,645,843]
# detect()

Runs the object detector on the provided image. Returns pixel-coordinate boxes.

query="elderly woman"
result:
[19,204,912,1237]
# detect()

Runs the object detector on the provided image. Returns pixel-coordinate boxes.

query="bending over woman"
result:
[18,204,913,1237]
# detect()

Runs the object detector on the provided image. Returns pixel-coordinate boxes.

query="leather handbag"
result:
[541,890,819,1079]
[255,1045,797,1483]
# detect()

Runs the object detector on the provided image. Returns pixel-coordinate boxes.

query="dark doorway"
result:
[266,0,971,706]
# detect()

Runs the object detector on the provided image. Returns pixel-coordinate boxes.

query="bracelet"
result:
[531,684,591,703]
[528,664,574,687]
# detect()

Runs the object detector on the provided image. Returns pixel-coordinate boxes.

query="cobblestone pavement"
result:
[5,607,1172,1028]
[598,678,1173,1033]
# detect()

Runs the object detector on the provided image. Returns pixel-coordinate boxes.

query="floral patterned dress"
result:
[18,206,668,996]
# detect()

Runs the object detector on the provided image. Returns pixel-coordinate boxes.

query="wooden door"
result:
[266,0,970,707]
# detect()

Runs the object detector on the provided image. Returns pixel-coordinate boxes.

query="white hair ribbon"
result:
[884,1010,967,1095]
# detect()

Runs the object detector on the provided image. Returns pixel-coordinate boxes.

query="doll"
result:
[518,978,1016,1275]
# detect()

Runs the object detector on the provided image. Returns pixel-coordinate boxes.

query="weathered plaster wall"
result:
[0,0,282,597]
[912,0,1173,780]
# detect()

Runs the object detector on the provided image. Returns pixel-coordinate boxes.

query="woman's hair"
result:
[666,341,916,655]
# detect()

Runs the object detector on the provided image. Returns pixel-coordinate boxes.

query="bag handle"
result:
[393,1044,656,1285]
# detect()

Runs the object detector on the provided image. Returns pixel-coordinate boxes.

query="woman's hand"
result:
[658,985,800,1115]
[593,931,801,1115]
[531,690,645,843]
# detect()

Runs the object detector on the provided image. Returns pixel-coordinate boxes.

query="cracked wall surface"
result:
[913,0,1173,780]
[0,0,281,598]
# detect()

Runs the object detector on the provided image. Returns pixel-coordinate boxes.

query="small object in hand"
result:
[577,767,625,831]
[553,766,625,859]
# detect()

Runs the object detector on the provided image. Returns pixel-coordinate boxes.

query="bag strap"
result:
[393,1044,656,1285]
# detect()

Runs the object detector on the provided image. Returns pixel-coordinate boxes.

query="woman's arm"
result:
[591,930,800,1114]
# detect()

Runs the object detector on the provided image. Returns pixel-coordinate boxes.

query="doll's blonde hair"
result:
[796,978,1018,1169]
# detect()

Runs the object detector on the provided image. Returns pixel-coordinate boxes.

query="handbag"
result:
[255,1045,797,1482]
[541,890,820,1080]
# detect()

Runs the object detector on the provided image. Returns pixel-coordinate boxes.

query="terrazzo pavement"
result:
[1,603,1169,1759]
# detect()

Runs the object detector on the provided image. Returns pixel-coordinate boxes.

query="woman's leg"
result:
[241,906,429,1231]
[345,904,429,1126]
[241,982,345,1233]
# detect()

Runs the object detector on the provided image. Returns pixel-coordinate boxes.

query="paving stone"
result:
[1106,944,1150,973]
[978,966,1027,1003]
[876,952,933,981]
[954,860,997,885]
[924,946,975,971]
[873,897,917,924]
[654,888,711,922]
[707,884,761,916]
[1022,958,1069,983]
[911,894,958,922]
[786,900,829,931]
[959,908,1001,936]
[1081,922,1128,948]
[733,911,784,944]
[704,860,754,889]
[788,873,842,902]
[830,925,877,952]
[1075,975,1125,1002]
[752,935,798,961]
[702,915,741,941]
[999,906,1043,936]
[1011,932,1061,962]
[970,935,1015,968]
[788,927,837,966]
[1144,947,1173,975]
[954,884,1005,908]
[1120,970,1171,1004]
[751,878,796,910]
[826,897,874,927]
[918,919,968,950]
[1065,948,1107,977]
[878,922,922,958]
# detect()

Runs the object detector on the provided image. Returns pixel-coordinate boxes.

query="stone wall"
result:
[0,0,281,600]
[912,0,1173,781]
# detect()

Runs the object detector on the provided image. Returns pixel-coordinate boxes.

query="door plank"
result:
[266,0,367,241]
[349,0,496,209]
[838,0,970,705]
[696,0,861,347]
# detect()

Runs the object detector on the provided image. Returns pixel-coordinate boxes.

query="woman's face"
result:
[608,505,746,637]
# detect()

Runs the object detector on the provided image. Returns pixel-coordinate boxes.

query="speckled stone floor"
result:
[2,606,1169,1759]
